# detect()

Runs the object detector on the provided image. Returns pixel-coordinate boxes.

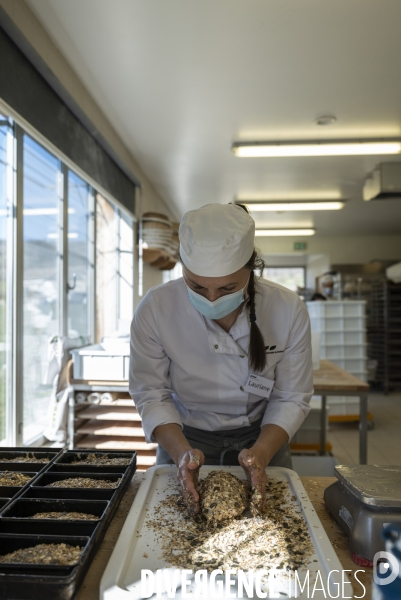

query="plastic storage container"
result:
[71,343,130,381]
[307,301,367,418]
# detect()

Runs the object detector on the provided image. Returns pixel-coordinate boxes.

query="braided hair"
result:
[235,203,267,372]
[245,251,267,372]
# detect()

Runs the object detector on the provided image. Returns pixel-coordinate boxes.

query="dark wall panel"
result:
[0,23,137,213]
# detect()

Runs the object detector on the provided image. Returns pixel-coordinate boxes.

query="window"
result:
[262,267,305,293]
[117,211,134,334]
[67,171,94,337]
[22,134,61,443]
[0,117,13,444]
[96,194,134,341]
[162,262,182,283]
[0,108,134,445]
[96,194,118,340]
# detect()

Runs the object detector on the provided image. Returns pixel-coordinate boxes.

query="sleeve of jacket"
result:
[261,297,314,439]
[129,292,183,443]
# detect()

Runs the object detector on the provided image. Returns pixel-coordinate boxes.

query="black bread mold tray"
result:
[0,471,38,499]
[49,463,127,475]
[0,498,109,536]
[0,448,136,599]
[0,448,63,514]
[0,449,60,472]
[53,449,136,473]
[0,534,91,600]
[27,471,124,500]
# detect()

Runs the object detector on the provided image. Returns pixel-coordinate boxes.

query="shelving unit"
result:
[67,363,156,470]
[307,301,368,420]
[368,281,401,393]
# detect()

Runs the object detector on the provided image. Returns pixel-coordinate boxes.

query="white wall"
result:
[258,234,401,290]
[257,234,401,264]
[261,254,307,267]
[306,254,331,289]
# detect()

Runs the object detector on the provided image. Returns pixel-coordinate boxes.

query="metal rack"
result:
[368,281,401,393]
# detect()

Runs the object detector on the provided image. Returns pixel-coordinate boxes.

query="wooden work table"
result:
[313,360,370,464]
[77,473,372,600]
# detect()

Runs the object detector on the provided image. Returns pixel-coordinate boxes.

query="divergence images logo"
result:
[373,551,400,586]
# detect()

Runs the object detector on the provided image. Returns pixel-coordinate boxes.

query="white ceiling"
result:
[26,0,401,235]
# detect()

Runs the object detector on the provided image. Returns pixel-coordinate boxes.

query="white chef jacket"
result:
[129,277,313,443]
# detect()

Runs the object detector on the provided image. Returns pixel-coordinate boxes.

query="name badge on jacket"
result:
[243,373,274,398]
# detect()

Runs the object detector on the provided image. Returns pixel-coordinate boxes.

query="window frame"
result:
[262,265,306,293]
[0,99,136,446]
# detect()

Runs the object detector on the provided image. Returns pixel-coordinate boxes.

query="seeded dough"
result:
[46,477,120,489]
[70,453,130,466]
[146,477,314,573]
[0,472,32,487]
[199,470,248,524]
[0,455,49,463]
[0,543,81,565]
[32,511,98,520]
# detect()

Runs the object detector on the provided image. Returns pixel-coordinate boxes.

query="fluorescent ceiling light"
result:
[255,229,315,237]
[232,140,401,157]
[242,201,344,211]
[237,190,342,200]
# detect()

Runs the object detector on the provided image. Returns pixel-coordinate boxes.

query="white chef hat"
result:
[179,204,255,277]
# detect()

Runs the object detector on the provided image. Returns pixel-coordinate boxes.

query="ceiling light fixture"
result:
[232,140,401,157]
[255,229,315,237]
[236,190,342,200]
[240,201,344,211]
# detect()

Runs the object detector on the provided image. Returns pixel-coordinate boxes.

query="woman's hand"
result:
[177,448,205,514]
[239,424,289,514]
[238,447,268,514]
[152,424,205,513]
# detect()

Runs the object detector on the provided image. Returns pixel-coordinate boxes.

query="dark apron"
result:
[155,418,292,468]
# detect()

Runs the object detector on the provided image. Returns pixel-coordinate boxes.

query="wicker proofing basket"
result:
[140,213,177,269]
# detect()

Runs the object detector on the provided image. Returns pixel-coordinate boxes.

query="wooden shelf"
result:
[76,406,141,421]
[69,378,157,469]
[75,399,133,409]
[76,421,148,438]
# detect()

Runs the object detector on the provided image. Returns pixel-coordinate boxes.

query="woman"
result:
[129,203,313,513]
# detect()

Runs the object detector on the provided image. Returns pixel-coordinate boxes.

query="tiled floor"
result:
[328,391,401,465]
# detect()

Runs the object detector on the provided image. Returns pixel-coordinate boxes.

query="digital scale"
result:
[324,465,401,566]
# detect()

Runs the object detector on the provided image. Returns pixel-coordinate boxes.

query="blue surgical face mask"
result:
[186,280,248,320]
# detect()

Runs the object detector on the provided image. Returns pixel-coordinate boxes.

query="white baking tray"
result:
[100,466,349,599]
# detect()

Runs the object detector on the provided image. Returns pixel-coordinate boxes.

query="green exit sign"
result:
[294,242,307,251]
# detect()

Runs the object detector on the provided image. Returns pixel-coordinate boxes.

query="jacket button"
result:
[214,344,219,349]
[240,386,244,391]
[240,355,245,358]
